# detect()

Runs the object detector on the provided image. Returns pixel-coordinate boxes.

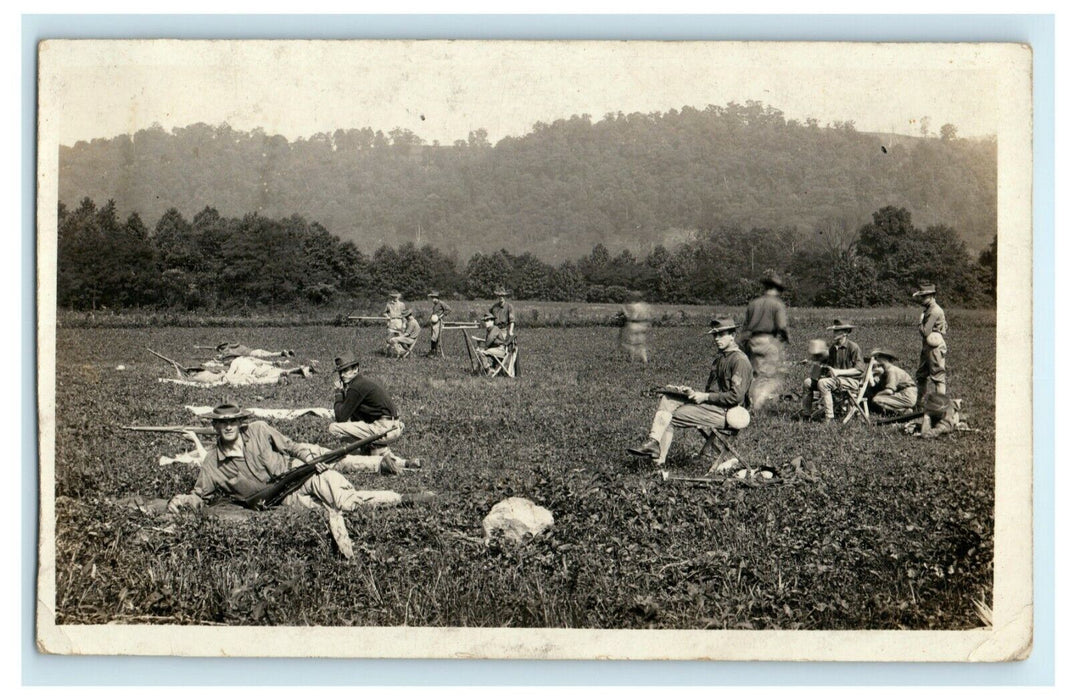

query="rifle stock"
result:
[235,430,391,511]
[123,425,214,435]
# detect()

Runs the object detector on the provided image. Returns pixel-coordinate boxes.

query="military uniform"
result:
[388,316,421,356]
[645,343,752,465]
[428,297,451,349]
[620,300,652,363]
[739,290,790,410]
[869,362,918,413]
[917,298,949,399]
[490,300,514,332]
[383,298,407,332]
[803,337,865,419]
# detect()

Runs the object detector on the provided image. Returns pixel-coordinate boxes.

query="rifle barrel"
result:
[123,425,215,435]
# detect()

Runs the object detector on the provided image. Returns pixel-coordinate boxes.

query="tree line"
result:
[59,101,997,263]
[57,198,996,311]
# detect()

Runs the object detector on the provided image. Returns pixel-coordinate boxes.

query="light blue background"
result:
[22,13,1054,686]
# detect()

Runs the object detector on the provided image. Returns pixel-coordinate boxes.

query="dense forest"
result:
[57,197,996,311]
[58,102,997,262]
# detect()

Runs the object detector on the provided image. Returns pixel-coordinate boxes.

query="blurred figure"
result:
[619,290,652,363]
[739,273,790,411]
[383,290,407,333]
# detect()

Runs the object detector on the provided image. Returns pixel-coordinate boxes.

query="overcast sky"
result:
[45,41,1003,147]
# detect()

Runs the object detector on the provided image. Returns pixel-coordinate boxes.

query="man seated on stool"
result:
[628,317,753,466]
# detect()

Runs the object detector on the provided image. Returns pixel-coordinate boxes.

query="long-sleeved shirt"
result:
[829,339,865,373]
[702,345,753,408]
[333,375,398,423]
[192,421,314,500]
[741,293,790,344]
[431,299,451,318]
[920,301,948,339]
[490,300,514,329]
[920,404,960,438]
[383,300,407,318]
[400,317,421,339]
[481,325,507,349]
[875,363,916,392]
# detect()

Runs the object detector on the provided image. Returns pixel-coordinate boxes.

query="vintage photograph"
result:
[36,40,1032,660]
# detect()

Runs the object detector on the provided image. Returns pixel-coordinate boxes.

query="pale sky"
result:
[43,41,1006,146]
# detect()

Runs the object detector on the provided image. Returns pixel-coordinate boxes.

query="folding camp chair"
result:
[697,426,748,472]
[842,357,876,425]
[485,339,519,378]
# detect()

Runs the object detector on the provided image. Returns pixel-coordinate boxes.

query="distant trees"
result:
[56,199,997,310]
[58,103,997,262]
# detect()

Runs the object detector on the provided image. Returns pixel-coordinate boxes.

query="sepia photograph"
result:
[35,39,1033,660]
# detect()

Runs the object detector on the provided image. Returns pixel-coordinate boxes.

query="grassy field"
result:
[52,307,994,629]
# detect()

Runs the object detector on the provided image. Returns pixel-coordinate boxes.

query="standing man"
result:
[426,290,452,357]
[628,318,753,466]
[489,288,515,338]
[619,291,652,363]
[383,290,407,333]
[865,348,918,415]
[329,352,420,471]
[387,309,421,357]
[804,319,865,422]
[738,273,791,411]
[913,283,948,401]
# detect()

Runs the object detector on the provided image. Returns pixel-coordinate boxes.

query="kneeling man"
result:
[329,352,420,471]
[866,348,917,414]
[628,317,753,466]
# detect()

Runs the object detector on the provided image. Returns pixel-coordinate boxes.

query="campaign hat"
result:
[402,308,413,318]
[923,393,952,414]
[867,347,897,362]
[912,283,937,298]
[826,319,856,332]
[705,317,738,335]
[493,287,509,296]
[209,403,252,422]
[481,313,496,322]
[388,289,402,298]
[427,290,440,298]
[334,351,360,372]
[761,273,786,291]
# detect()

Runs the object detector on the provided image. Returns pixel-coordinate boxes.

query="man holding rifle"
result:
[167,404,429,516]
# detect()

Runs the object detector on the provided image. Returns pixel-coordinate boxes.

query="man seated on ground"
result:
[865,348,917,415]
[329,352,420,472]
[474,313,509,370]
[387,309,421,357]
[628,317,753,466]
[214,342,295,360]
[167,404,432,516]
[802,319,865,422]
[907,393,963,439]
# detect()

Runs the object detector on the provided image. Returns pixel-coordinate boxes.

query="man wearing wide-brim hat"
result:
[912,282,949,401]
[167,403,424,517]
[866,348,918,415]
[738,272,791,411]
[911,392,962,439]
[474,313,508,370]
[387,308,422,357]
[803,319,866,422]
[628,317,753,465]
[382,289,407,333]
[426,291,452,357]
[330,352,420,472]
[489,288,515,338]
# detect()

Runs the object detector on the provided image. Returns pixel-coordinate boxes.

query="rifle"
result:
[123,425,215,435]
[876,410,924,426]
[147,347,196,376]
[235,430,390,511]
[347,315,389,322]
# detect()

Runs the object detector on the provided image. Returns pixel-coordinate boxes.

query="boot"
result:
[378,453,403,476]
[627,438,661,458]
